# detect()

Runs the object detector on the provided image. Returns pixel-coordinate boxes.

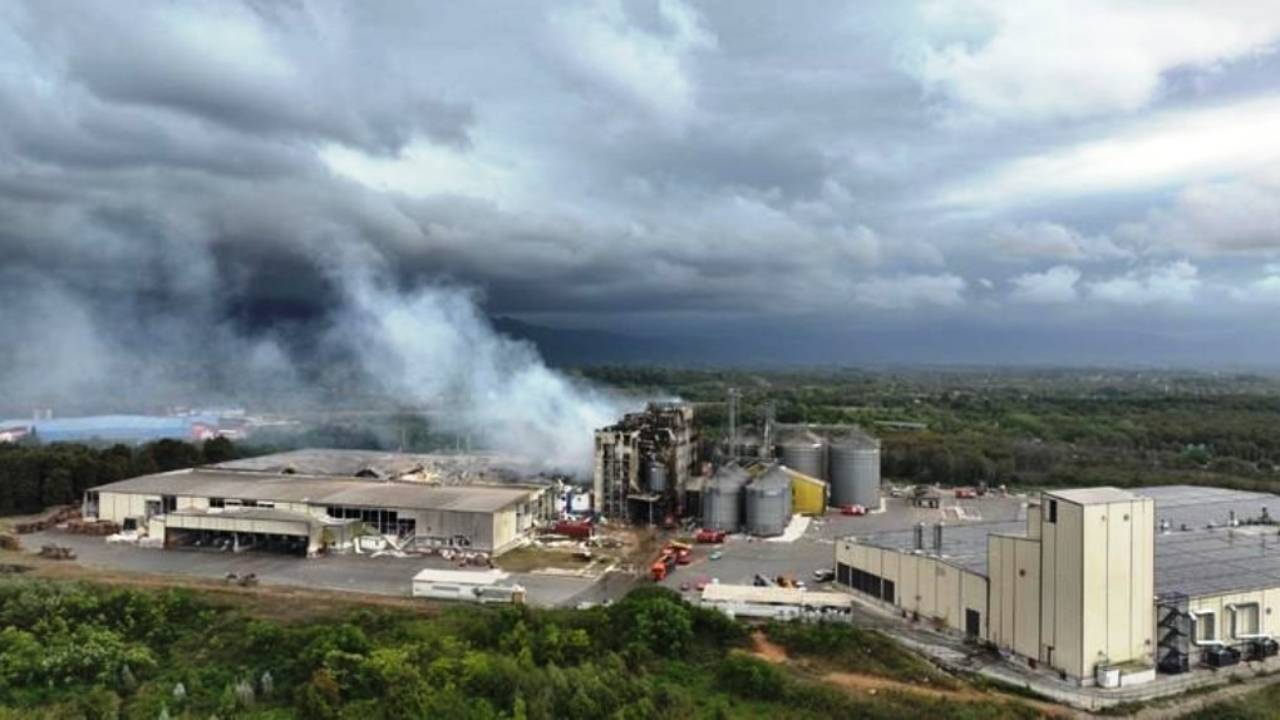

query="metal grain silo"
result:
[702,466,748,532]
[829,433,881,508]
[779,431,827,480]
[745,466,793,536]
[645,461,668,494]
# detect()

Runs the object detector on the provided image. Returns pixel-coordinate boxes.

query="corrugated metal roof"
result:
[1045,487,1143,505]
[212,448,528,480]
[92,469,540,513]
[849,486,1280,598]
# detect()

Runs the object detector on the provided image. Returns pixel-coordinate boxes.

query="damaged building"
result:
[84,449,557,556]
[592,403,697,521]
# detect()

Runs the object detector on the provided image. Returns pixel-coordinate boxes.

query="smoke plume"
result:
[330,267,630,472]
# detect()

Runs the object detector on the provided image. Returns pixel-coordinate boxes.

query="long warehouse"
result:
[84,449,556,556]
[836,485,1280,687]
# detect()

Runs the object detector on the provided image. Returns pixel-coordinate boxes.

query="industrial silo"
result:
[645,460,668,494]
[779,431,827,480]
[745,466,793,536]
[702,466,748,532]
[829,432,881,508]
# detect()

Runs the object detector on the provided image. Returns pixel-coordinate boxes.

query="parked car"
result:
[840,504,867,516]
[813,568,836,582]
[709,550,723,561]
[695,528,727,543]
[955,488,977,499]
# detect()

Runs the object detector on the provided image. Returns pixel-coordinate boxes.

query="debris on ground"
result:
[38,544,76,560]
[12,506,81,534]
[64,519,121,535]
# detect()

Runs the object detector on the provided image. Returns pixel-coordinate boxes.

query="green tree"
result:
[201,437,236,465]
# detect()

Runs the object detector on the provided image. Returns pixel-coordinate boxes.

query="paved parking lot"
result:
[24,531,597,608]
[22,493,1028,609]
[658,494,1027,596]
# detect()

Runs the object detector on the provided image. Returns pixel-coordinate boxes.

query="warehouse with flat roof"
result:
[836,485,1280,687]
[85,449,557,556]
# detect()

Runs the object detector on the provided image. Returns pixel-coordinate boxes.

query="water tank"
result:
[779,432,827,480]
[745,467,793,536]
[829,435,880,508]
[645,461,668,493]
[702,466,748,532]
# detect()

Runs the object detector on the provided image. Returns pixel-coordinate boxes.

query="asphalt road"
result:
[25,530,597,608]
[23,493,1027,609]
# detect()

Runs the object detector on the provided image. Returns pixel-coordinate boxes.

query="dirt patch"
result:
[750,630,790,663]
[496,546,594,573]
[823,672,1076,717]
[750,629,1073,717]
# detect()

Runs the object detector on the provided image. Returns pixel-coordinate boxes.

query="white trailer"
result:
[411,568,526,604]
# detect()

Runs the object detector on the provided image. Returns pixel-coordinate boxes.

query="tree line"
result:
[0,437,239,517]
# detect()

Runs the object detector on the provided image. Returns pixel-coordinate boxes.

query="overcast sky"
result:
[4,0,1280,375]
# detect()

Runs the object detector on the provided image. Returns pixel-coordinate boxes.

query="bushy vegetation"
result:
[0,581,1041,719]
[0,438,241,517]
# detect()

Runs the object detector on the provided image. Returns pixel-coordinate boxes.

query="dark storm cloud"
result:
[2,0,1280,405]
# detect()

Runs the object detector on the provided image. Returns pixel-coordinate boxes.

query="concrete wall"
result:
[1080,498,1154,678]
[989,534,1041,660]
[1041,496,1083,677]
[405,508,495,550]
[97,491,153,523]
[96,490,513,554]
[1189,588,1280,642]
[837,540,988,637]
[1038,493,1154,680]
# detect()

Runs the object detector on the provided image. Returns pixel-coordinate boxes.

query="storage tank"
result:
[702,466,748,532]
[745,466,793,536]
[829,433,881,508]
[645,461,668,494]
[779,431,827,480]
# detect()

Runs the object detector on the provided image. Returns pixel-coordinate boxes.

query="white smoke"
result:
[331,268,632,474]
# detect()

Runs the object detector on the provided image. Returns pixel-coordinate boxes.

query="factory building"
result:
[84,449,556,556]
[592,403,697,520]
[836,486,1280,687]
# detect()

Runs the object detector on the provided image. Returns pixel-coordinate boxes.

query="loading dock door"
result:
[882,579,895,604]
[965,609,981,638]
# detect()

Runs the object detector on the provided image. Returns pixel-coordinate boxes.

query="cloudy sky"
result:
[4,0,1280,381]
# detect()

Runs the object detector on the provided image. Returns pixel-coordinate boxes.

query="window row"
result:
[837,562,896,604]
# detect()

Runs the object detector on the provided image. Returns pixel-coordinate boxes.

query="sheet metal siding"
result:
[829,442,880,508]
[702,474,745,532]
[789,472,827,515]
[745,470,792,536]
[408,508,495,551]
[780,440,826,481]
